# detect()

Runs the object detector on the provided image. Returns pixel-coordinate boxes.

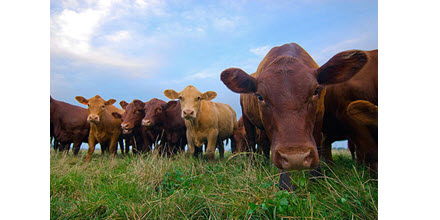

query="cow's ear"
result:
[165,100,178,110]
[75,96,88,105]
[317,50,368,85]
[105,99,116,106]
[133,100,145,109]
[119,100,128,109]
[111,112,122,119]
[164,89,179,99]
[201,91,217,101]
[221,68,257,93]
[346,100,378,126]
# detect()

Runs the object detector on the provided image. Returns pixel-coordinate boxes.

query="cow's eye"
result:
[256,93,264,102]
[197,97,201,101]
[313,87,321,96]
[101,105,105,109]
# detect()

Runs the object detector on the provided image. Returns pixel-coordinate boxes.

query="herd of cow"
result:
[50,43,378,190]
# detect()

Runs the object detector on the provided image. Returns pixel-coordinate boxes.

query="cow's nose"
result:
[121,123,129,129]
[274,147,319,171]
[87,115,99,123]
[142,119,151,127]
[183,109,194,117]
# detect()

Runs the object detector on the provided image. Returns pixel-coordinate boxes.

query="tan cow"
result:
[164,85,237,160]
[75,95,124,161]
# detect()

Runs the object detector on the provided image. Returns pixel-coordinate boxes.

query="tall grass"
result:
[50,149,377,219]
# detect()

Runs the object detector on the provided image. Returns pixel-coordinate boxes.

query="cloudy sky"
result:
[50,0,377,114]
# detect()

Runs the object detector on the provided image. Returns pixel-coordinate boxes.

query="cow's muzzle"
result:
[273,145,319,171]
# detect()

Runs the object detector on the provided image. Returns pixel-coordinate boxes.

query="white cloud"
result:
[50,0,164,76]
[213,16,240,32]
[106,30,131,42]
[250,45,271,58]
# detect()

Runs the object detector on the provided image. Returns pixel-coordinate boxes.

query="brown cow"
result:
[164,85,237,160]
[142,98,187,155]
[320,50,378,172]
[75,95,124,161]
[111,99,153,154]
[233,116,270,158]
[50,96,89,154]
[221,43,369,190]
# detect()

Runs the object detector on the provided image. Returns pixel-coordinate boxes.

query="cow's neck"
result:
[92,111,111,132]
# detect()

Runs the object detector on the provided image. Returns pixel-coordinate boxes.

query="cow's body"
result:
[164,86,237,160]
[221,43,371,190]
[142,99,187,155]
[50,96,89,154]
[233,116,270,158]
[321,50,378,171]
[112,99,154,155]
[76,95,123,161]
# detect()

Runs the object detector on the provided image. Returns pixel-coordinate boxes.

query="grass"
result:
[50,149,377,219]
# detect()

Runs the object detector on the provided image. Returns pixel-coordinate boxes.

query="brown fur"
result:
[164,85,237,160]
[321,50,378,172]
[142,99,187,155]
[221,43,369,171]
[75,95,124,161]
[50,96,89,154]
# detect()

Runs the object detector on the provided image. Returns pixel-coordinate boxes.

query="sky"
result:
[50,0,378,149]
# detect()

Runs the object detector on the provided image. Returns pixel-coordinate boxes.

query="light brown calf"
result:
[75,95,124,161]
[164,85,237,160]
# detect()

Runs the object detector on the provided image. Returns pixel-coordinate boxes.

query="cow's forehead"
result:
[181,85,202,97]
[258,60,317,97]
[88,96,105,105]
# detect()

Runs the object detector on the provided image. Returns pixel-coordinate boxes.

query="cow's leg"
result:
[72,140,81,156]
[348,140,356,160]
[321,136,334,164]
[217,139,224,159]
[230,136,236,155]
[109,136,118,158]
[85,135,96,162]
[242,115,257,153]
[279,170,295,192]
[53,138,59,152]
[259,131,270,159]
[186,130,195,156]
[118,137,124,155]
[206,131,218,161]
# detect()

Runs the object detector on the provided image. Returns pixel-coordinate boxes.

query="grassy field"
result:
[50,149,377,219]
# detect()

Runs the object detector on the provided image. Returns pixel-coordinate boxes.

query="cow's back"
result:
[325,49,378,115]
[214,102,237,140]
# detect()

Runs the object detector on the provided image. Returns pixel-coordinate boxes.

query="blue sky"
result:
[50,0,377,149]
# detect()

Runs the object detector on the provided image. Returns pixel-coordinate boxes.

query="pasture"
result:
[50,149,377,219]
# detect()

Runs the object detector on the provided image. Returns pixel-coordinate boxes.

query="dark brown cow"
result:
[221,43,369,190]
[233,116,270,158]
[75,95,124,161]
[50,96,89,154]
[321,50,378,172]
[142,98,187,155]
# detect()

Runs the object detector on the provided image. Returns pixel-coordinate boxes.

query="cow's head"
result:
[75,95,116,124]
[221,50,368,171]
[112,99,145,134]
[164,85,217,120]
[347,100,378,126]
[141,98,167,127]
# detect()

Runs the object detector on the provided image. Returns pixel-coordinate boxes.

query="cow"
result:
[141,98,187,156]
[50,96,89,154]
[220,43,369,190]
[320,50,378,172]
[233,116,270,158]
[164,85,237,160]
[111,99,152,155]
[75,95,124,161]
